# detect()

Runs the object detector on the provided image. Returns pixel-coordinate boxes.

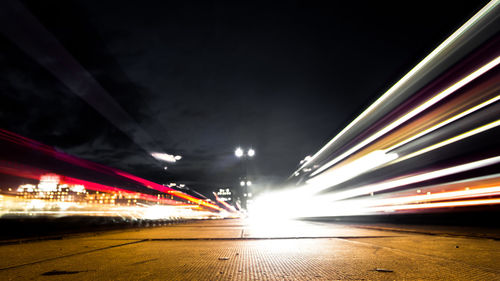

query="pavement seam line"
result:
[0,221,195,245]
[143,235,399,241]
[0,239,147,271]
[339,236,500,275]
[353,225,500,241]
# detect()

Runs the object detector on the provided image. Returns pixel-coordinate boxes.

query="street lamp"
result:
[235,147,255,158]
[239,181,252,187]
[235,147,244,157]
[235,146,255,210]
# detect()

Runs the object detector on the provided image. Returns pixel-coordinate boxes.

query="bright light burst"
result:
[235,147,244,157]
[151,152,178,163]
[251,2,500,220]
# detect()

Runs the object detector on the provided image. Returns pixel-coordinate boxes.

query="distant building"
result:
[16,173,86,202]
[216,188,233,203]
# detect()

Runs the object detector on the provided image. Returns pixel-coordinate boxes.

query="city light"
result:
[292,0,499,176]
[235,147,255,158]
[248,1,500,219]
[151,152,177,162]
[0,170,229,220]
[235,147,244,157]
[0,129,224,214]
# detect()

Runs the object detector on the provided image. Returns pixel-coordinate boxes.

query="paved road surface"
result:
[0,218,499,280]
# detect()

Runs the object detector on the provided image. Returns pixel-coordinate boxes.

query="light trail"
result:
[213,192,238,213]
[259,152,500,219]
[311,55,500,177]
[305,150,398,193]
[293,0,500,175]
[0,157,223,221]
[389,119,500,165]
[373,185,500,206]
[0,129,222,211]
[0,194,223,220]
[303,106,500,194]
[313,70,500,182]
[0,160,178,205]
[324,156,500,202]
[270,1,500,219]
[385,94,500,152]
[252,178,500,219]
[373,198,500,212]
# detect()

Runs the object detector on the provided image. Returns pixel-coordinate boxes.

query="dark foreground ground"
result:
[0,217,499,280]
[2,208,500,241]
[0,215,189,242]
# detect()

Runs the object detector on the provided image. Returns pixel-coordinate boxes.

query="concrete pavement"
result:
[0,218,499,280]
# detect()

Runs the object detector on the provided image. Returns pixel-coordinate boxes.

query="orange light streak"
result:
[376,198,500,211]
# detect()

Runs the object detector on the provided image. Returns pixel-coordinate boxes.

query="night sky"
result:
[0,0,489,194]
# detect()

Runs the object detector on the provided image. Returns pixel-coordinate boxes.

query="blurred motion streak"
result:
[0,129,222,213]
[294,0,500,174]
[213,192,238,214]
[257,2,500,220]
[311,55,500,177]
[0,134,226,219]
[373,198,500,212]
[0,159,223,219]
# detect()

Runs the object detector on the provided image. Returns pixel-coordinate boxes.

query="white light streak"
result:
[392,119,500,164]
[374,186,500,206]
[294,0,499,175]
[151,152,178,163]
[306,150,398,192]
[311,56,500,177]
[375,198,500,212]
[387,95,500,152]
[325,155,500,202]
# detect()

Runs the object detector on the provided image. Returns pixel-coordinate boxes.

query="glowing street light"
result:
[235,147,255,158]
[239,180,252,186]
[235,147,244,157]
[235,146,255,210]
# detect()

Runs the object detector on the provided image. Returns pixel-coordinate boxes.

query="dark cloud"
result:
[0,0,489,194]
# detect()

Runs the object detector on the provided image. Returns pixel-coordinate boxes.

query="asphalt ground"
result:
[0,218,499,280]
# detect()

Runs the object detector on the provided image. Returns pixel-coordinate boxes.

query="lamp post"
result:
[235,147,254,210]
[235,147,254,158]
